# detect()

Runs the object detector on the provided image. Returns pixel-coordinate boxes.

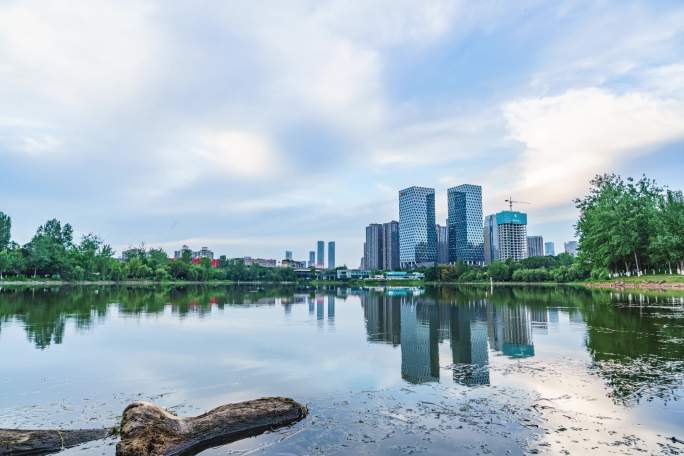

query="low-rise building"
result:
[281,258,306,268]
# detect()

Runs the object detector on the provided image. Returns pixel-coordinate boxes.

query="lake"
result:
[0,285,683,455]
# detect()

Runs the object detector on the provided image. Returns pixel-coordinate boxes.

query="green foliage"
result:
[0,212,11,251]
[575,174,683,276]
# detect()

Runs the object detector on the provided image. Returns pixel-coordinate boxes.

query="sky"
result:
[1,0,683,266]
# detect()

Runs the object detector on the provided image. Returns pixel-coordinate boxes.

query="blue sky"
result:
[1,0,683,266]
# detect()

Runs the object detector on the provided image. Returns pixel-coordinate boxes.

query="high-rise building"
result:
[399,186,436,269]
[309,251,316,267]
[382,221,400,270]
[365,223,384,270]
[447,184,484,265]
[436,224,449,264]
[564,240,578,256]
[544,241,555,256]
[484,211,528,263]
[527,236,544,257]
[317,241,325,267]
[285,250,293,261]
[327,241,335,269]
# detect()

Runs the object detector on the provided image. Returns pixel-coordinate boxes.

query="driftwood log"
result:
[0,397,307,456]
[116,397,307,456]
[0,428,112,455]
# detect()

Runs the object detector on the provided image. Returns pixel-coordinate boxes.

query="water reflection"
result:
[0,285,683,406]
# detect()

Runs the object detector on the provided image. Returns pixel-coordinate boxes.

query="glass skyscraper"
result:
[447,184,484,265]
[327,241,335,269]
[399,186,436,269]
[316,241,325,267]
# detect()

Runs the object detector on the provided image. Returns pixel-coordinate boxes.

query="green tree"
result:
[0,211,11,251]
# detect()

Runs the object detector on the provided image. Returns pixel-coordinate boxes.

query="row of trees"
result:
[423,253,586,283]
[0,214,296,282]
[575,174,684,277]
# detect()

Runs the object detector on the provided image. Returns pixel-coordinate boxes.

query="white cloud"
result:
[502,87,684,207]
[195,130,279,178]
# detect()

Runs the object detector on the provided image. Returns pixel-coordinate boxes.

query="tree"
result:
[0,211,11,251]
[488,262,511,281]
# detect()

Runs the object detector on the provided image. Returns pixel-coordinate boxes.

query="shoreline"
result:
[1,279,684,291]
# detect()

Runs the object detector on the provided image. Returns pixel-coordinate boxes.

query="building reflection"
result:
[361,288,539,386]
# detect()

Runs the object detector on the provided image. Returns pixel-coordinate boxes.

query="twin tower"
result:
[398,185,485,270]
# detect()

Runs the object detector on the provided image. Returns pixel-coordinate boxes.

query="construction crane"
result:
[505,196,531,211]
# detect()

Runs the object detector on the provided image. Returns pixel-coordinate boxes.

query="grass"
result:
[587,274,684,284]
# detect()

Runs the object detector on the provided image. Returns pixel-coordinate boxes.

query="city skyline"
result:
[2,1,683,267]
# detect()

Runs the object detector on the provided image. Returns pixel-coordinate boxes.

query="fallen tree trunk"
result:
[116,397,308,456]
[0,428,112,455]
[0,397,307,456]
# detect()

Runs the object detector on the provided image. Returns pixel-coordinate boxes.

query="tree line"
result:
[0,215,296,282]
[423,253,584,283]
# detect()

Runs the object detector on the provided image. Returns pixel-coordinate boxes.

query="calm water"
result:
[0,285,683,455]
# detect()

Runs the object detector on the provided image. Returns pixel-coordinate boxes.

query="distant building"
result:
[174,245,192,259]
[564,241,578,256]
[191,258,219,268]
[544,241,555,256]
[365,223,384,270]
[527,236,544,257]
[193,247,214,260]
[309,251,316,267]
[382,221,400,270]
[281,258,306,268]
[484,211,528,263]
[285,250,293,261]
[436,224,449,264]
[242,257,277,268]
[317,241,325,267]
[399,186,436,269]
[447,184,484,265]
[328,241,336,269]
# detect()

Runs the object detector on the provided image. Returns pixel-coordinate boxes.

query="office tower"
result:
[365,223,383,270]
[447,184,484,265]
[399,186,436,269]
[317,241,325,267]
[327,241,335,269]
[382,221,400,270]
[285,250,293,261]
[527,236,544,257]
[544,241,555,256]
[484,211,528,263]
[436,224,449,264]
[564,240,578,256]
[309,251,316,267]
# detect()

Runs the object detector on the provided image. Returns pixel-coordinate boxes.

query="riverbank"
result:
[583,274,684,290]
[2,275,684,291]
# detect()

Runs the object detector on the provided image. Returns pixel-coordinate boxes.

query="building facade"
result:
[317,241,325,267]
[365,223,384,270]
[484,211,528,263]
[436,224,449,264]
[447,184,484,265]
[544,241,555,256]
[309,251,316,267]
[328,241,335,269]
[285,250,293,261]
[564,241,578,256]
[382,221,400,270]
[527,236,544,257]
[399,186,436,269]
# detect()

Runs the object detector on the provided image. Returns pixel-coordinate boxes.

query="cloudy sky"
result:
[1,0,683,266]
